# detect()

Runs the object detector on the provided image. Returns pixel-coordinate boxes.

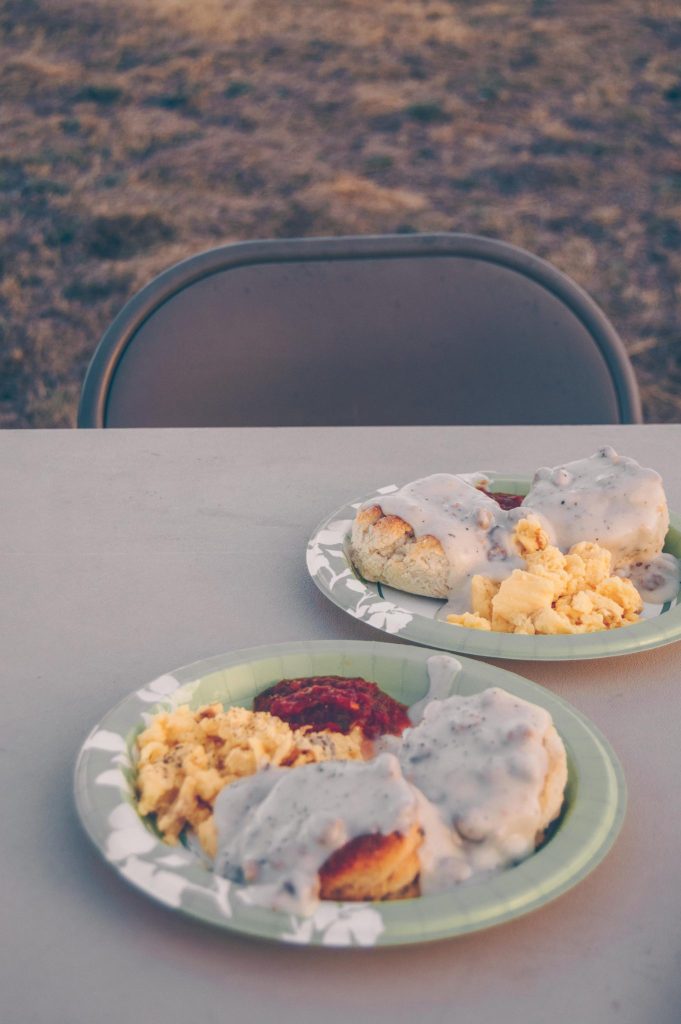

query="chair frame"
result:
[78,232,643,427]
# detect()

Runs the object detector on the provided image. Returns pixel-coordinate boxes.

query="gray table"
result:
[2,425,680,1024]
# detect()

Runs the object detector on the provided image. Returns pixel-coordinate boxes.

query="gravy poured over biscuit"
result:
[212,658,568,915]
[351,449,679,618]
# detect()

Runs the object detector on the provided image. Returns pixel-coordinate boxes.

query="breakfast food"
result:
[351,473,517,601]
[134,659,569,917]
[349,449,679,634]
[318,823,422,902]
[253,675,410,737]
[447,516,643,634]
[398,686,568,884]
[134,658,568,917]
[212,755,425,913]
[211,674,567,913]
[135,702,364,857]
[523,447,668,566]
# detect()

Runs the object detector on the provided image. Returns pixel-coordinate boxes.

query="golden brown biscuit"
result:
[319,823,423,902]
[350,504,450,598]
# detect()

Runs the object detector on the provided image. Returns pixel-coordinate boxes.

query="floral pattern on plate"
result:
[307,478,681,661]
[75,640,626,946]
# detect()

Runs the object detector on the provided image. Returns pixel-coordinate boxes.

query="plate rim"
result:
[306,477,681,661]
[74,638,627,947]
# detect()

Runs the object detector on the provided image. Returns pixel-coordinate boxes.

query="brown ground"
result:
[1,0,680,427]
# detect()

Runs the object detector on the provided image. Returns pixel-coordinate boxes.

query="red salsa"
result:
[253,676,411,739]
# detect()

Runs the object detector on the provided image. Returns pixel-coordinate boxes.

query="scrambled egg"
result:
[135,703,364,857]
[447,517,643,635]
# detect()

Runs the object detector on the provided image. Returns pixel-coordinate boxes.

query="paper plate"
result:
[74,639,626,947]
[307,477,681,660]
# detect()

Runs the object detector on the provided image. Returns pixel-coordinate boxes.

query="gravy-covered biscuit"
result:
[213,754,423,915]
[350,474,516,599]
[522,447,669,566]
[399,687,567,874]
[352,451,678,633]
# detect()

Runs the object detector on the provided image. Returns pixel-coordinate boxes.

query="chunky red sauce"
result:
[478,487,525,510]
[253,676,411,739]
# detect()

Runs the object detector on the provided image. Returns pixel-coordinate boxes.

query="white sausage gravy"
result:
[213,753,422,916]
[374,473,526,612]
[362,449,679,608]
[212,657,567,915]
[522,447,668,563]
[522,447,679,604]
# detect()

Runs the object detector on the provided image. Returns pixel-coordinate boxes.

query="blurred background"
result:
[1,0,680,428]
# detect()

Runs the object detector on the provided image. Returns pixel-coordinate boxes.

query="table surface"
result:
[3,425,681,1024]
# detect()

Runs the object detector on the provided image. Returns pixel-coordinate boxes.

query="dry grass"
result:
[1,0,680,426]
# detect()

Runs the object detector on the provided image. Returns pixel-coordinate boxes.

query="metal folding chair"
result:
[78,233,642,427]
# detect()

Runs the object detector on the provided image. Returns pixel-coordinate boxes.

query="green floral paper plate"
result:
[74,639,625,947]
[307,477,681,660]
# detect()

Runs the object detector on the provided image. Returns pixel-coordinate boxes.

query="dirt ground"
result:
[1,0,680,427]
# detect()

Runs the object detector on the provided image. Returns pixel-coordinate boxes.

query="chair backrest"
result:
[78,233,642,427]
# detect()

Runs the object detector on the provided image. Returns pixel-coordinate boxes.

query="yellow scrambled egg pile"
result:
[135,703,364,857]
[447,517,643,635]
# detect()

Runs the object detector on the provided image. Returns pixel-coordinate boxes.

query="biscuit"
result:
[350,504,450,598]
[319,823,422,901]
[523,448,669,567]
